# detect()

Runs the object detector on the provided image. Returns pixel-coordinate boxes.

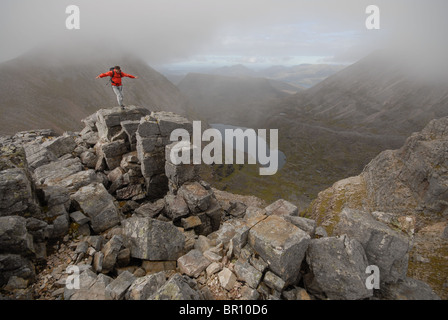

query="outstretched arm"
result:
[121,72,139,79]
[96,71,112,79]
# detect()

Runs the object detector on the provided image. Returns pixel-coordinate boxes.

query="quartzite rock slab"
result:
[123,217,185,261]
[248,215,310,285]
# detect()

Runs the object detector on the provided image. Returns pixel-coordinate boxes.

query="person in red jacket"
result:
[96,66,138,109]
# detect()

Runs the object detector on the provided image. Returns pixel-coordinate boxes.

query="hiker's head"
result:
[114,66,121,72]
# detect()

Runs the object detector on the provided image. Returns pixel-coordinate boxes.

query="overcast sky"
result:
[1,0,447,69]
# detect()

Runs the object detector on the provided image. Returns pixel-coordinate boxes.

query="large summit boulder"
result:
[95,106,151,140]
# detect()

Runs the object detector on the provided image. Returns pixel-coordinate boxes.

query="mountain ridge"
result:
[0,48,187,135]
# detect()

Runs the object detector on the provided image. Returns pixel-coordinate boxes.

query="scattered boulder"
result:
[122,217,185,260]
[234,259,262,289]
[177,249,211,278]
[206,262,222,277]
[33,157,82,185]
[283,216,316,237]
[263,271,286,292]
[179,182,212,213]
[126,272,166,300]
[41,135,77,158]
[0,254,35,286]
[69,211,90,226]
[265,199,298,217]
[378,277,441,300]
[105,270,136,300]
[71,183,120,233]
[228,202,247,218]
[66,270,113,300]
[305,235,372,300]
[134,199,165,218]
[0,216,34,255]
[164,194,190,220]
[149,273,202,300]
[23,142,57,170]
[248,215,310,285]
[181,216,202,230]
[97,140,129,170]
[51,213,70,238]
[0,168,39,217]
[101,235,123,273]
[218,267,237,291]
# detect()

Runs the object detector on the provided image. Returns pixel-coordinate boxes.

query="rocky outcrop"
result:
[335,208,411,284]
[363,117,448,216]
[0,106,442,300]
[307,116,448,299]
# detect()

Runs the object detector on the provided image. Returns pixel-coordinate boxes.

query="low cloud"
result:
[0,0,447,76]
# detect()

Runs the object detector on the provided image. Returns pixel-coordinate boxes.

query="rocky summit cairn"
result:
[0,106,442,300]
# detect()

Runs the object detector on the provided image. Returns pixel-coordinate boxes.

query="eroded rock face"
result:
[136,112,193,199]
[363,117,448,216]
[0,169,37,217]
[0,254,36,287]
[0,216,34,255]
[335,208,411,284]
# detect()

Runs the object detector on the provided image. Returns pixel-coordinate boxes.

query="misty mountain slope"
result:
[0,50,186,135]
[178,72,291,127]
[273,52,448,136]
[237,50,448,207]
[209,64,345,89]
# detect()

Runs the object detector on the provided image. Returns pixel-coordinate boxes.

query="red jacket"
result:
[98,70,136,86]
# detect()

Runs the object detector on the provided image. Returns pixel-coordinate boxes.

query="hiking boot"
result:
[120,105,126,110]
